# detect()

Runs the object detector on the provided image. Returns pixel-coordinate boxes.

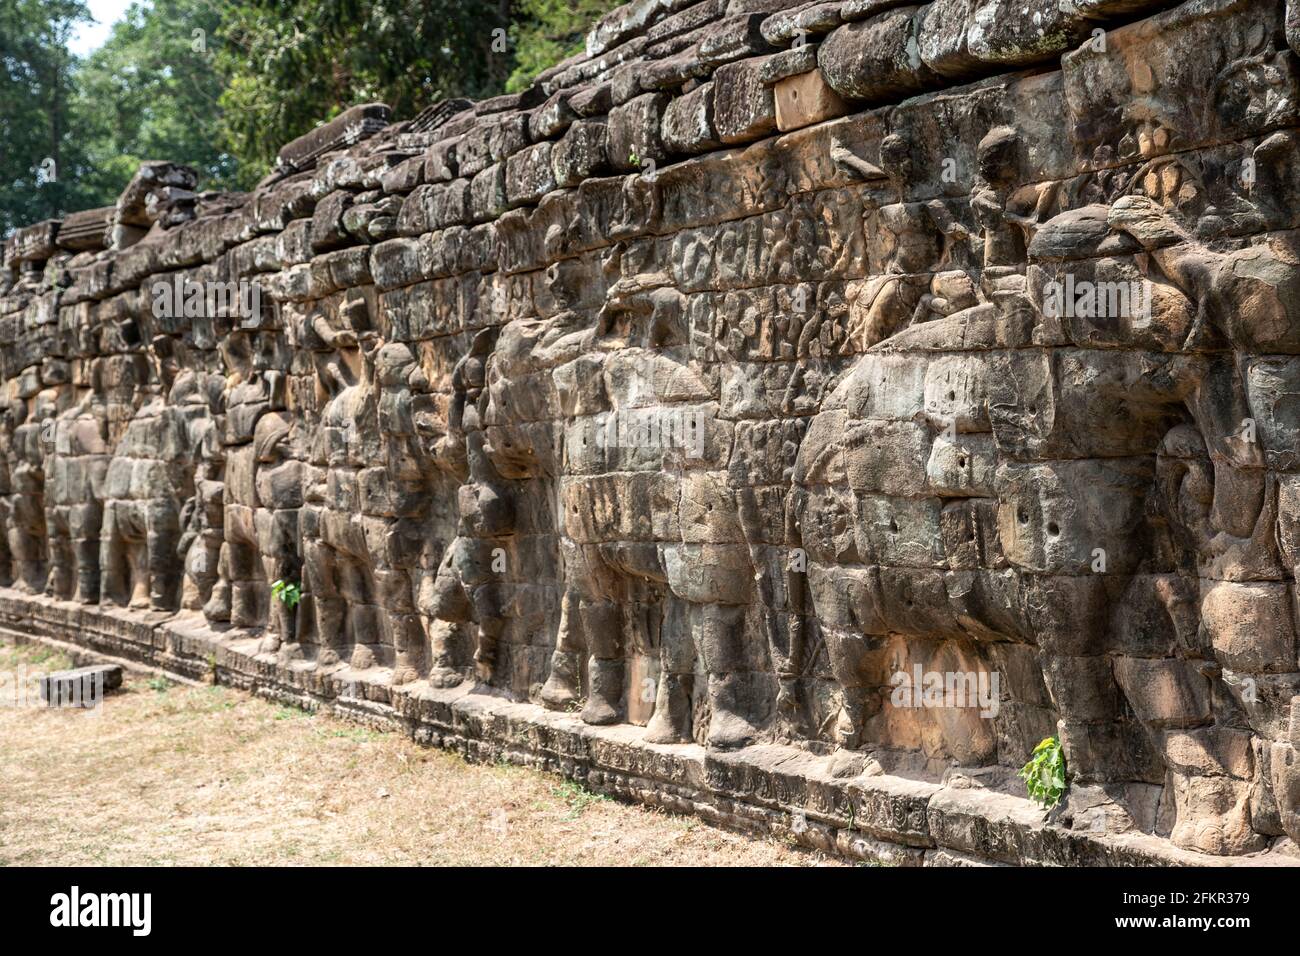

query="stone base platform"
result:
[1,587,1290,868]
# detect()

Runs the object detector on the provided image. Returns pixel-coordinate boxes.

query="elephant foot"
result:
[276,642,306,665]
[316,647,342,667]
[770,678,809,741]
[391,664,420,686]
[258,633,281,655]
[644,673,693,744]
[834,702,865,751]
[393,646,424,685]
[428,665,463,689]
[203,588,232,623]
[472,638,498,683]
[581,658,624,726]
[350,644,376,670]
[44,571,68,600]
[705,673,762,751]
[540,651,582,711]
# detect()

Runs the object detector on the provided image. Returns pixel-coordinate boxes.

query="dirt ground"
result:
[0,639,844,866]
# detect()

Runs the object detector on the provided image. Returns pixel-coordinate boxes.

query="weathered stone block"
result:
[818,8,941,102]
[774,69,849,131]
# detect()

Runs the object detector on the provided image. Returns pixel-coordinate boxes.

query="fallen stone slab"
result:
[38,664,123,709]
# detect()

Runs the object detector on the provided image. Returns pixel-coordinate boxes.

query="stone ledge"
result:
[0,587,1290,868]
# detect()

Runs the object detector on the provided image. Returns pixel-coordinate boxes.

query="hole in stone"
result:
[1047,521,1060,536]
[889,518,899,533]
[1017,509,1029,524]
[957,457,966,468]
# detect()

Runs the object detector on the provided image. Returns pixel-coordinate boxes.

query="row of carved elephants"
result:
[4,96,1300,853]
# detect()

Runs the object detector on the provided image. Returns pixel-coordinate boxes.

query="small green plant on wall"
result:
[1019,735,1066,810]
[271,580,302,610]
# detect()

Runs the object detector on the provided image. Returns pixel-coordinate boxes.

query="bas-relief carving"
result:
[3,0,1300,857]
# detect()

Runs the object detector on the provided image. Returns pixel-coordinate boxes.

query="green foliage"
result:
[1018,735,1067,810]
[72,0,252,199]
[551,778,608,818]
[505,0,622,94]
[1,1,624,232]
[271,579,302,610]
[0,0,91,235]
[214,0,512,173]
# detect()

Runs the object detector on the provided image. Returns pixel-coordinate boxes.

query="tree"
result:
[0,0,627,235]
[0,0,90,236]
[505,0,620,94]
[71,0,252,202]
[214,0,512,174]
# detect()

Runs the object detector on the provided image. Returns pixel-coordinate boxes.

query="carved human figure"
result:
[178,420,225,615]
[204,325,291,636]
[6,390,58,593]
[370,341,439,683]
[298,294,388,668]
[99,337,205,611]
[0,400,12,587]
[43,392,111,602]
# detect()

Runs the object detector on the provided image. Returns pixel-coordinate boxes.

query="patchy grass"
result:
[0,639,845,867]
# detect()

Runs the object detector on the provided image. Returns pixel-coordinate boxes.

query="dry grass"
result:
[0,640,844,867]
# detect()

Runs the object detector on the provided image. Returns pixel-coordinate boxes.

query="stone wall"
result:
[3,0,1300,863]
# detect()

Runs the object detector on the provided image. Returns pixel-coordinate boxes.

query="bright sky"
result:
[67,0,136,57]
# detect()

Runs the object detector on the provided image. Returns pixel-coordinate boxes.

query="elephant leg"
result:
[127,537,150,609]
[645,599,696,744]
[0,501,12,587]
[44,512,72,599]
[259,548,288,654]
[426,547,472,687]
[228,538,260,628]
[390,610,426,685]
[73,541,101,604]
[470,577,506,682]
[258,522,295,653]
[70,503,102,604]
[12,527,45,594]
[309,543,349,666]
[98,507,128,608]
[314,595,347,665]
[541,586,585,711]
[204,541,233,623]
[822,627,879,750]
[184,532,221,613]
[343,559,379,669]
[265,508,302,645]
[145,501,181,610]
[697,603,763,750]
[580,598,624,726]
